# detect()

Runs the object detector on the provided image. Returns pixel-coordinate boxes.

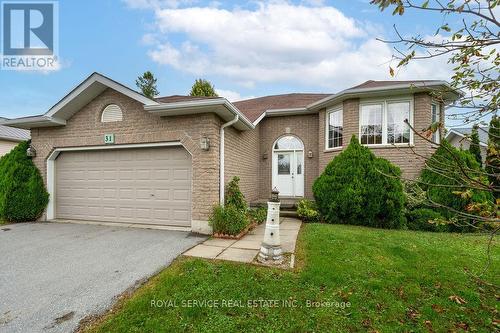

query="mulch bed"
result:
[213,222,258,239]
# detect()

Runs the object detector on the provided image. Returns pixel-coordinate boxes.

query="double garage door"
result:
[55,146,192,227]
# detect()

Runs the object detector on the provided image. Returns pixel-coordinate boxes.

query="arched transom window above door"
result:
[274,136,304,150]
[272,135,304,197]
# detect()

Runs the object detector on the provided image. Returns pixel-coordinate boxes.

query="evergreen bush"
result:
[313,136,405,229]
[0,141,49,222]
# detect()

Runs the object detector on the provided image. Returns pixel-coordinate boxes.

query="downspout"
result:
[220,114,239,205]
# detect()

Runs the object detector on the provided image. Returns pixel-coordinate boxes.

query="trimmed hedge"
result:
[313,136,405,229]
[0,141,49,222]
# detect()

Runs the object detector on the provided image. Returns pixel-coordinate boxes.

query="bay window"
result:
[360,99,413,146]
[387,102,410,144]
[360,104,383,144]
[326,108,343,149]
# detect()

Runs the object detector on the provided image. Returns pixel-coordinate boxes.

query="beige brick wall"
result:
[258,114,319,199]
[319,93,436,179]
[31,88,221,227]
[224,125,260,202]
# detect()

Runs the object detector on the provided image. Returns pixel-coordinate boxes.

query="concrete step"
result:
[280,210,299,218]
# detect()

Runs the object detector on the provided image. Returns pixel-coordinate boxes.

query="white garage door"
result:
[55,146,192,227]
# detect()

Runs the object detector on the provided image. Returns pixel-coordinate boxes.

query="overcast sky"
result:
[0,0,459,121]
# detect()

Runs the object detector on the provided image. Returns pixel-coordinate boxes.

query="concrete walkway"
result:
[183,217,302,263]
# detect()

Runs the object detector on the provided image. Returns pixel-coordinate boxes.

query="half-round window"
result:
[101,104,123,123]
[274,136,303,150]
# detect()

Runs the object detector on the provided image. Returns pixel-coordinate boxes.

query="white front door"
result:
[272,150,304,197]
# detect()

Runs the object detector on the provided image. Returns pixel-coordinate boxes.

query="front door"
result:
[273,150,304,197]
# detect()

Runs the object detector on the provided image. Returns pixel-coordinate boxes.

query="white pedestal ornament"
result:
[258,188,283,264]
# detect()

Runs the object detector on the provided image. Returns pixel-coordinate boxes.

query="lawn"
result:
[83,224,499,332]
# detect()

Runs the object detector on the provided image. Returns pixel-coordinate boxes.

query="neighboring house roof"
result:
[233,93,331,122]
[0,123,30,142]
[445,127,489,147]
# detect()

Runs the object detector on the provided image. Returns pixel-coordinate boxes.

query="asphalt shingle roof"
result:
[0,124,30,141]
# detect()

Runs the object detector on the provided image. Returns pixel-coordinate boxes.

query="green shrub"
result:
[486,116,499,198]
[0,141,49,222]
[313,136,405,229]
[403,180,427,211]
[297,199,320,223]
[225,176,247,212]
[407,208,448,232]
[248,207,267,225]
[420,140,493,230]
[209,204,249,235]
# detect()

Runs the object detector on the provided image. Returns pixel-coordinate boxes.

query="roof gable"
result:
[46,72,159,120]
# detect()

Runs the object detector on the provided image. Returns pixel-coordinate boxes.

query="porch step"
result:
[280,210,299,218]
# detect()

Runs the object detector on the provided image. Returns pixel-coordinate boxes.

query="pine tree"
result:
[486,116,499,198]
[136,71,159,99]
[469,125,482,167]
[189,79,218,97]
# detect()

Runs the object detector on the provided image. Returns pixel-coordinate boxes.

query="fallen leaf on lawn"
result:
[456,322,469,330]
[424,320,434,332]
[448,295,467,305]
[431,304,444,313]
[406,308,420,321]
[362,319,372,328]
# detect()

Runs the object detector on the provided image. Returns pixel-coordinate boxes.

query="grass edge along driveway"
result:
[82,224,499,333]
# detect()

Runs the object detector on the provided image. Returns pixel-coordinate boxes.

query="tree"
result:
[486,116,500,197]
[469,125,483,167]
[0,141,49,222]
[370,0,499,228]
[313,136,406,229]
[371,0,499,124]
[189,79,218,97]
[136,71,159,99]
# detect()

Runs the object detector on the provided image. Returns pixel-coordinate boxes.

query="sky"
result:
[0,0,458,120]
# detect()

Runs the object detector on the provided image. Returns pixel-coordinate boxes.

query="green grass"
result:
[84,224,499,332]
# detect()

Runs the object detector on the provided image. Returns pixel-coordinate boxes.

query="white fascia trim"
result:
[0,136,28,142]
[308,81,462,110]
[46,73,159,118]
[252,107,310,126]
[1,116,67,128]
[145,98,255,130]
[445,129,488,147]
[45,141,182,220]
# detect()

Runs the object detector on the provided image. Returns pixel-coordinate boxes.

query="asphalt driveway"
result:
[0,222,206,333]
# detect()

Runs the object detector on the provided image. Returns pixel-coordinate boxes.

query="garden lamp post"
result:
[258,187,283,264]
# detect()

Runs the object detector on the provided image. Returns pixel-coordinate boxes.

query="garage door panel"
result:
[55,146,192,227]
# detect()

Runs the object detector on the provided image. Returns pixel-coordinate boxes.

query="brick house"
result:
[3,73,460,234]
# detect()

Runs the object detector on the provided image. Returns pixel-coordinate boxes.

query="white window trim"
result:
[358,96,414,147]
[325,106,343,151]
[101,104,123,123]
[431,102,441,144]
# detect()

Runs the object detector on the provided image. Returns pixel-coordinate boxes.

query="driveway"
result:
[0,222,206,333]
